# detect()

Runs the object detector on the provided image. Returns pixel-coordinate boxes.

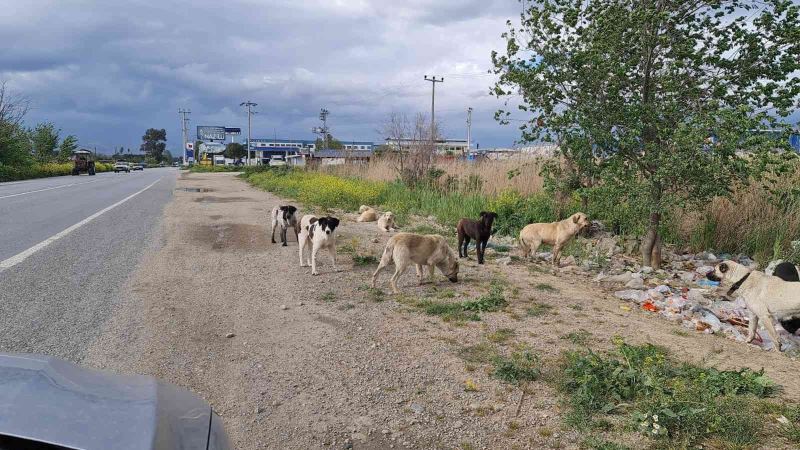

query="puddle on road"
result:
[176,187,213,193]
[194,196,252,203]
[194,223,266,251]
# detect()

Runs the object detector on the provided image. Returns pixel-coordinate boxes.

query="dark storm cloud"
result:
[0,0,524,152]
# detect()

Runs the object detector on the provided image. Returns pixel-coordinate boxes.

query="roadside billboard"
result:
[197,126,226,141]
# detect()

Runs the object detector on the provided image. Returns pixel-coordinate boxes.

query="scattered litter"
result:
[696,279,719,288]
[642,302,659,312]
[225,332,236,338]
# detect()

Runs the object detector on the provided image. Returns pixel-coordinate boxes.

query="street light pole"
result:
[240,101,257,165]
[178,108,191,165]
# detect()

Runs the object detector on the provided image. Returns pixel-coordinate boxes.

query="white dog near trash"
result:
[707,260,800,351]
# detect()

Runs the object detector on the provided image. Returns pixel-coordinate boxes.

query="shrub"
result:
[0,162,113,181]
[492,348,541,384]
[557,339,777,447]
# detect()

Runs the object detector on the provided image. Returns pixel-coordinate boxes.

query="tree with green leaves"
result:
[140,128,167,161]
[492,0,800,268]
[57,135,78,162]
[314,133,343,150]
[224,142,246,160]
[30,122,60,164]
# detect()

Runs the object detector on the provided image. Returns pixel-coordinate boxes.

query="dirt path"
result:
[85,172,800,449]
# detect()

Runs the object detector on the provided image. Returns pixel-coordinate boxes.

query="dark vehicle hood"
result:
[0,353,228,450]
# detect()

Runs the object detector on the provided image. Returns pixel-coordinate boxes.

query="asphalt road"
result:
[0,168,176,361]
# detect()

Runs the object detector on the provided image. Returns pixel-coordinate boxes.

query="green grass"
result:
[534,283,559,293]
[457,343,498,364]
[403,282,507,323]
[560,329,592,346]
[352,254,378,266]
[241,166,800,264]
[492,347,541,384]
[486,328,516,344]
[319,291,336,302]
[555,338,780,448]
[527,301,555,317]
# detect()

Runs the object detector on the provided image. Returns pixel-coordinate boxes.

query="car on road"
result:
[132,163,145,171]
[114,162,131,173]
[0,353,232,450]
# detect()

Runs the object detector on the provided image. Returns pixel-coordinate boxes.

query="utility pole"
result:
[319,108,329,150]
[178,108,191,165]
[466,107,473,158]
[240,101,257,165]
[423,75,444,141]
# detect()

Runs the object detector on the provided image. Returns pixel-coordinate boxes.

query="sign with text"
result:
[197,126,226,141]
[224,127,241,135]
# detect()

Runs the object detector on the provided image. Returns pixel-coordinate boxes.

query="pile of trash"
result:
[593,250,800,353]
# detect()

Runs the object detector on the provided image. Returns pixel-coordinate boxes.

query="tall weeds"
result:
[243,160,800,263]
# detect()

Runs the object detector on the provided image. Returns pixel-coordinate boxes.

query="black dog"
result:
[456,211,498,264]
[773,262,800,333]
[271,205,299,246]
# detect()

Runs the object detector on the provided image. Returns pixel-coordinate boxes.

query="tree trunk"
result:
[641,212,662,269]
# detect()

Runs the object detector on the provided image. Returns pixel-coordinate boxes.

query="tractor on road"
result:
[71,149,96,176]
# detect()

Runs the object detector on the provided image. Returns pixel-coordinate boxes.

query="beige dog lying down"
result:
[377,211,396,232]
[519,212,589,266]
[707,260,800,351]
[372,232,459,294]
[356,205,377,222]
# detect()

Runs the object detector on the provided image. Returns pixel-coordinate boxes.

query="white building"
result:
[384,138,469,155]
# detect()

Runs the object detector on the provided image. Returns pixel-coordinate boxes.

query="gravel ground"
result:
[84,172,800,449]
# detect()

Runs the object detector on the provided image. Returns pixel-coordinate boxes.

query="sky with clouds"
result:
[1,0,529,154]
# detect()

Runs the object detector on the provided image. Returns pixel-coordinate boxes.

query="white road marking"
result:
[0,177,163,272]
[0,179,104,200]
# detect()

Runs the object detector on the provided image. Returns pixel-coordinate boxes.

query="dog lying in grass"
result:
[372,232,459,294]
[298,214,340,275]
[356,205,377,222]
[457,211,497,264]
[270,205,299,246]
[519,213,590,266]
[377,211,396,232]
[708,260,800,351]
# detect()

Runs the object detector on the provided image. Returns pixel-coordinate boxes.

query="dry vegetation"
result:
[321,156,547,196]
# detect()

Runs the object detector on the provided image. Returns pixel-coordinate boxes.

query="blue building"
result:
[248,138,378,164]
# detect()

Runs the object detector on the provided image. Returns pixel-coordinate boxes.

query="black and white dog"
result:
[271,205,299,246]
[298,214,340,275]
[724,261,800,334]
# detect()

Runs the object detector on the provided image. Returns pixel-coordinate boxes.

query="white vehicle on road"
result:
[114,162,131,173]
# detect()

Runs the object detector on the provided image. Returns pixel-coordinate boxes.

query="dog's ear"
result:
[572,214,580,224]
[329,217,340,229]
[489,212,498,219]
[309,217,318,224]
[479,211,487,218]
[279,206,289,212]
[719,263,728,273]
[287,205,297,214]
[317,217,328,228]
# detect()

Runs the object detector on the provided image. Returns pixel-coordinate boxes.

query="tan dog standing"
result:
[356,205,377,222]
[372,232,459,294]
[377,211,396,232]
[707,260,800,351]
[519,212,590,266]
